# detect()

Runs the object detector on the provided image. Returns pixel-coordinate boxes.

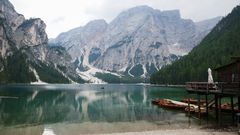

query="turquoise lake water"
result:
[0,84,208,135]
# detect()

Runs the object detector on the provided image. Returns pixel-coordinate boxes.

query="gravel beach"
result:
[96,129,238,135]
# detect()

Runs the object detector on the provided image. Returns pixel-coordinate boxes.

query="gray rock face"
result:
[14,18,49,61]
[0,0,24,57]
[0,0,48,61]
[0,17,12,57]
[52,19,107,59]
[0,0,81,83]
[15,18,48,48]
[52,6,221,78]
[93,6,195,74]
[0,0,25,31]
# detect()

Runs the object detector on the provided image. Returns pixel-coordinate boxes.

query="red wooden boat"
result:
[212,103,240,113]
[151,99,161,105]
[152,99,194,110]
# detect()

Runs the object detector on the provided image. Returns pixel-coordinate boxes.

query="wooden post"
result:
[238,96,240,111]
[231,96,234,125]
[205,94,209,119]
[198,94,201,119]
[215,94,219,123]
[219,96,222,126]
[188,96,191,128]
[188,97,190,116]
[238,96,240,123]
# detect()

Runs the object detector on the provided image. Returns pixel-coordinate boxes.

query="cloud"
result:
[50,17,65,24]
[9,0,240,38]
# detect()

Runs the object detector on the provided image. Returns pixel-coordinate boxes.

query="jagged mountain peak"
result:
[82,19,108,34]
[124,5,155,13]
[111,6,155,25]
[19,18,46,28]
[108,6,182,38]
[52,6,221,82]
[15,18,48,48]
[161,9,181,19]
[115,5,181,20]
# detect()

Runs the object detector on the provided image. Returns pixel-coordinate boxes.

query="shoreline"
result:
[0,83,186,88]
[2,124,238,135]
[146,84,186,88]
[94,128,238,135]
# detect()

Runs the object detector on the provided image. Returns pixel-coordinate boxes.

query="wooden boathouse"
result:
[186,57,240,124]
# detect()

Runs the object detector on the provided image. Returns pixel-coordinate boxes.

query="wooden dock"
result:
[186,82,240,95]
[186,82,240,125]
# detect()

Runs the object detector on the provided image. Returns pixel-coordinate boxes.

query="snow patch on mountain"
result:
[30,67,47,84]
[168,43,188,56]
[141,64,148,78]
[76,68,106,84]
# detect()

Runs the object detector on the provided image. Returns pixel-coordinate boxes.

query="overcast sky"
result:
[9,0,240,38]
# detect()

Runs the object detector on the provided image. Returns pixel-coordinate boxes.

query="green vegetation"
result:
[0,51,36,83]
[129,64,144,77]
[95,72,147,83]
[0,50,72,84]
[151,6,240,84]
[146,63,158,75]
[31,62,70,84]
[68,75,85,83]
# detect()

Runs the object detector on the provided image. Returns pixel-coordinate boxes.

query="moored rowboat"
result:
[152,99,207,114]
[152,99,198,110]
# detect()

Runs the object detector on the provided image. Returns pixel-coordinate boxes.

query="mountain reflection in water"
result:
[0,84,193,135]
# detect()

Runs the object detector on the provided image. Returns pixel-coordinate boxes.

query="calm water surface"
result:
[0,84,206,135]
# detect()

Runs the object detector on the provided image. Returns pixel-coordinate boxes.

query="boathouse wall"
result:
[215,61,240,83]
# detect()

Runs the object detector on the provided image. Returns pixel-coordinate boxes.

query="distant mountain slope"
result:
[150,6,240,84]
[51,6,221,82]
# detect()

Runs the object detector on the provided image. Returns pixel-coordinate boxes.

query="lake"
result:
[0,84,208,135]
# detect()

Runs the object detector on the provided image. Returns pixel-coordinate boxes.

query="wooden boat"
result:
[212,103,240,113]
[152,99,207,114]
[159,99,186,109]
[181,98,206,105]
[152,99,198,110]
[151,99,161,105]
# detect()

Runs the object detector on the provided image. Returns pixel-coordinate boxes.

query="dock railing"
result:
[186,82,218,93]
[186,82,240,95]
[217,82,240,95]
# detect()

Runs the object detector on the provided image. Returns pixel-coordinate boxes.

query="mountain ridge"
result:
[51,5,221,82]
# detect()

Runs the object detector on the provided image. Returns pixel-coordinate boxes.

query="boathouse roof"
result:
[214,56,240,71]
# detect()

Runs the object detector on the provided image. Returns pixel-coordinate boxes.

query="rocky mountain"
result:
[150,5,240,84]
[51,6,221,81]
[0,0,222,84]
[0,0,83,83]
